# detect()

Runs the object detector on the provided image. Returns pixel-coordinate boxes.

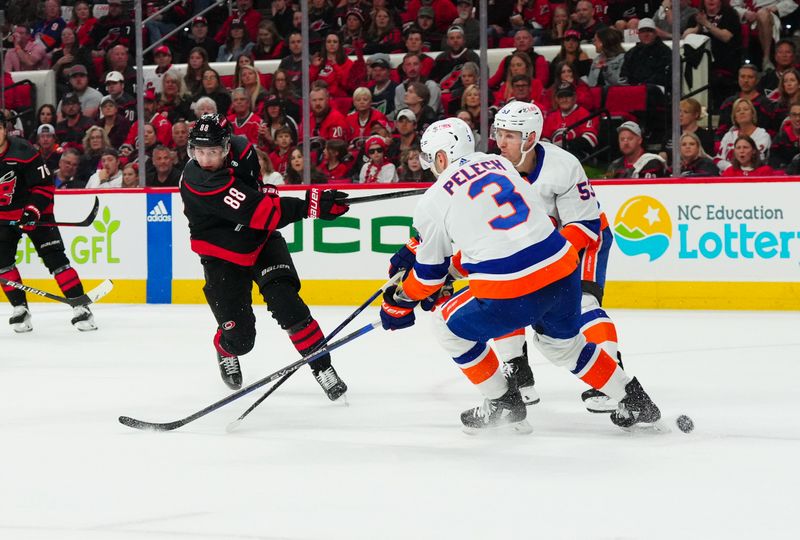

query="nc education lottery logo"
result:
[613,196,672,262]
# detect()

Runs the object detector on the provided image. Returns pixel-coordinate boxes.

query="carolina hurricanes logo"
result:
[222,321,236,330]
[0,170,17,206]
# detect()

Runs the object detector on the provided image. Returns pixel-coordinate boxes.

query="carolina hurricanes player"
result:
[380,118,661,433]
[491,101,623,413]
[0,111,96,332]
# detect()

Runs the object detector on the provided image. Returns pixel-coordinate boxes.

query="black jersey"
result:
[180,135,306,266]
[0,136,55,221]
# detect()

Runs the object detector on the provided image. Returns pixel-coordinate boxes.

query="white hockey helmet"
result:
[419,118,475,173]
[492,101,544,165]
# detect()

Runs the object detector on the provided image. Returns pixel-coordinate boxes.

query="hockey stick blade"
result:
[346,188,427,205]
[0,196,100,227]
[118,321,381,432]
[0,277,113,307]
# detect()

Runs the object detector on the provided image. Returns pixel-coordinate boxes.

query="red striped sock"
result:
[54,267,84,297]
[290,318,325,354]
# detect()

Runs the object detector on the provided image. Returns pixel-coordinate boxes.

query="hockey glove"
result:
[420,275,455,312]
[306,188,350,220]
[380,285,418,331]
[388,236,420,278]
[19,206,41,231]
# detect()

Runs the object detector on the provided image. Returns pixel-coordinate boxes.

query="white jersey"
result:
[524,142,605,250]
[404,151,578,301]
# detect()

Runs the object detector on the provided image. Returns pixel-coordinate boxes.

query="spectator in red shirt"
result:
[215,0,262,45]
[227,87,262,145]
[365,7,404,54]
[300,82,351,163]
[541,83,598,160]
[493,52,545,108]
[310,33,355,98]
[67,0,97,47]
[347,87,389,154]
[722,134,777,176]
[401,29,435,78]
[542,61,593,112]
[319,139,356,183]
[252,20,286,61]
[268,126,294,176]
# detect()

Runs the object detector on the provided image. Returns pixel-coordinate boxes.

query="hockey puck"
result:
[676,414,694,433]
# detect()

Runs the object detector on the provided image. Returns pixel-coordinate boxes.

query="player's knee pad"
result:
[431,309,478,359]
[217,321,256,357]
[491,329,527,363]
[40,250,70,274]
[260,278,311,331]
[532,331,586,370]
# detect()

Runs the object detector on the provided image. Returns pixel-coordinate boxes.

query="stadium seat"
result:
[603,85,647,122]
[498,37,515,48]
[332,97,352,115]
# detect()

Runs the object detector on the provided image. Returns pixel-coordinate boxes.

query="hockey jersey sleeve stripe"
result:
[413,257,451,281]
[3,153,40,164]
[460,229,569,276]
[561,222,596,252]
[182,173,236,196]
[249,197,280,230]
[403,268,446,301]
[468,244,579,300]
[190,239,265,266]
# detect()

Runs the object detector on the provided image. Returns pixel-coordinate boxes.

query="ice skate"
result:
[71,304,97,332]
[503,348,540,405]
[312,365,348,402]
[216,350,243,390]
[9,305,32,333]
[461,385,532,435]
[581,388,617,413]
[611,377,663,431]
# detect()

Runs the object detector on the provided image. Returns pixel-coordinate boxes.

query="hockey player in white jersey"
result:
[380,118,661,433]
[491,101,623,413]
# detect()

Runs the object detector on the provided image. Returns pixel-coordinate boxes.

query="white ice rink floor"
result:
[1,303,797,539]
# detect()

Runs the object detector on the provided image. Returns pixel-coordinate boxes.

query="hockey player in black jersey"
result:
[0,111,96,332]
[181,114,350,399]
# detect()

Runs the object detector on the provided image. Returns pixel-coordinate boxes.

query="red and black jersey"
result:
[0,136,55,221]
[180,135,306,267]
[541,105,598,148]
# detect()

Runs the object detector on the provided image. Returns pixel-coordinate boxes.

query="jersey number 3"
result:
[468,173,530,230]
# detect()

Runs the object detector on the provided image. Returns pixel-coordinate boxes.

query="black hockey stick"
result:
[0,278,114,307]
[226,274,403,432]
[118,320,382,432]
[346,188,427,205]
[0,196,100,227]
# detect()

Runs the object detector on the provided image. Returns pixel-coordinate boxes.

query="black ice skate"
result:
[9,304,32,333]
[460,385,533,435]
[312,365,348,401]
[216,351,243,390]
[611,377,662,430]
[503,345,539,405]
[71,304,97,332]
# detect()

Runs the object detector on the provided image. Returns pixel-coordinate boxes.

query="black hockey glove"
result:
[19,206,41,231]
[306,188,349,220]
[380,285,418,331]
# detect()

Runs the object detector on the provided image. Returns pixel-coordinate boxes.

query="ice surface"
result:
[1,304,796,539]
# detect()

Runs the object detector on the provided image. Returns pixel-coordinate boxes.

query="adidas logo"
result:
[147,200,172,222]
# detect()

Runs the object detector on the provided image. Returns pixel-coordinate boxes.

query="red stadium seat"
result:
[603,85,647,121]
[220,74,235,89]
[498,37,515,48]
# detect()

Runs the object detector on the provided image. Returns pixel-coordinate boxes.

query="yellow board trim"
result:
[15,279,146,304]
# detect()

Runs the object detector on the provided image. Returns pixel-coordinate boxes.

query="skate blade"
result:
[621,419,672,434]
[462,419,533,436]
[584,396,617,414]
[338,394,349,407]
[74,322,98,332]
[519,385,540,406]
[12,324,33,333]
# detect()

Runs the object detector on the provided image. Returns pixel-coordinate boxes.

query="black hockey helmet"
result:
[189,113,231,149]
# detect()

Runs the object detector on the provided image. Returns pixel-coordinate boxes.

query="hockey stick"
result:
[226,273,403,432]
[0,197,100,227]
[118,320,382,432]
[346,188,427,205]
[0,278,114,307]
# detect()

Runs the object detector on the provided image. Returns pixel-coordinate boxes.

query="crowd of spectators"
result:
[3,0,800,184]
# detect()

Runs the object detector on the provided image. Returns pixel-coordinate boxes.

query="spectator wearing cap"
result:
[35,124,63,172]
[429,25,481,86]
[124,90,174,148]
[55,148,84,189]
[253,20,286,61]
[340,8,367,56]
[144,0,192,49]
[59,65,103,120]
[228,87,262,145]
[146,145,182,187]
[488,29,549,93]
[607,121,667,178]
[585,27,627,88]
[716,64,776,140]
[96,95,132,149]
[359,135,398,183]
[450,0,480,50]
[541,83,598,161]
[571,0,608,43]
[364,7,403,55]
[347,87,390,152]
[319,139,356,183]
[215,0,262,45]
[178,16,219,62]
[299,82,351,164]
[33,0,67,52]
[267,0,295,38]
[145,45,175,94]
[550,29,591,80]
[388,108,420,163]
[85,149,124,189]
[401,29,435,79]
[493,52,545,109]
[67,1,97,48]
[310,33,355,98]
[90,0,133,56]
[105,45,137,96]
[217,18,256,62]
[55,93,95,146]
[51,26,96,99]
[367,54,399,115]
[403,0,459,34]
[3,25,49,72]
[262,91,299,146]
[105,71,137,123]
[620,18,672,88]
[395,53,442,113]
[398,81,438,133]
[413,7,445,52]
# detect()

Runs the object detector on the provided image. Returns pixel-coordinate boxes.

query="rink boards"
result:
[14,178,800,310]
